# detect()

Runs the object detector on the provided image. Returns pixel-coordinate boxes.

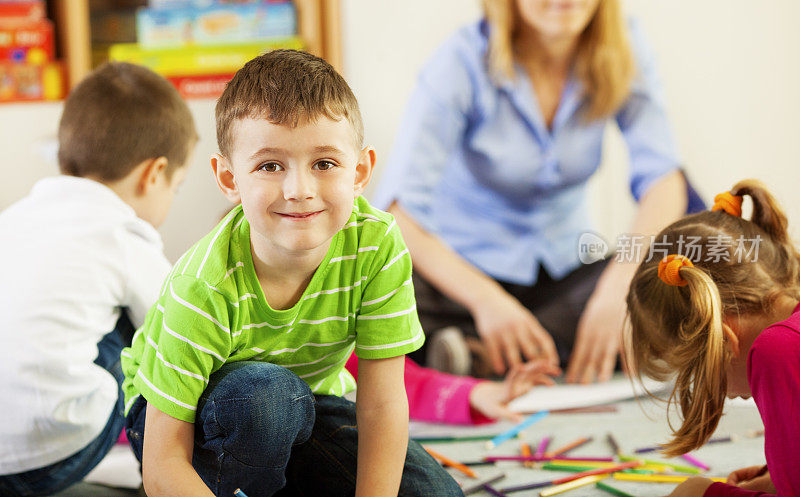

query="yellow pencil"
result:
[539,475,608,497]
[613,473,727,483]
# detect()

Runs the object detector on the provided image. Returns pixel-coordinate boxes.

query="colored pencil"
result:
[550,461,642,485]
[233,490,249,497]
[546,436,593,458]
[485,455,546,462]
[633,444,661,454]
[521,442,535,468]
[680,453,710,471]
[463,473,507,495]
[539,475,608,497]
[487,411,549,449]
[542,463,604,472]
[607,433,621,455]
[596,481,636,497]
[424,447,478,478]
[483,484,509,497]
[618,454,701,474]
[747,429,765,438]
[501,478,554,493]
[413,433,498,443]
[550,459,618,467]
[462,459,497,467]
[707,435,737,444]
[613,473,726,483]
[534,436,551,458]
[551,456,614,462]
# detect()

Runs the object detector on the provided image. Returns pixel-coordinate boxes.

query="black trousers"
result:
[411,259,609,369]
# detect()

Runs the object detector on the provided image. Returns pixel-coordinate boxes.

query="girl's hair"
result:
[481,0,634,120]
[626,179,800,456]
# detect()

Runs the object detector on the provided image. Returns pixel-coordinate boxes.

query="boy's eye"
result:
[313,160,336,171]
[258,162,283,173]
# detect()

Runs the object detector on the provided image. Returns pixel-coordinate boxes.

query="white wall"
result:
[1,0,799,262]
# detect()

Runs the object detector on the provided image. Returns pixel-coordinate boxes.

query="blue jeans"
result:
[0,312,136,497]
[126,361,463,497]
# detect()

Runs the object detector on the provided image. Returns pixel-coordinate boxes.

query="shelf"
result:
[50,0,342,90]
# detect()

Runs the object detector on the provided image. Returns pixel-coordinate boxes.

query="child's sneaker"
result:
[426,326,472,375]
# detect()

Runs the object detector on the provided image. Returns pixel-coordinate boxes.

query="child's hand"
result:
[468,361,560,422]
[728,465,774,493]
[666,476,714,497]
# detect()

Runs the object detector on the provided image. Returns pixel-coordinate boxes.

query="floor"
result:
[48,392,764,497]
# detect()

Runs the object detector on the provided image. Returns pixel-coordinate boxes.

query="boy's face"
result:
[213,116,373,258]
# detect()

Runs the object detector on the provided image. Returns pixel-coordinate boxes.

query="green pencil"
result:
[619,454,701,474]
[596,481,636,497]
[412,434,497,443]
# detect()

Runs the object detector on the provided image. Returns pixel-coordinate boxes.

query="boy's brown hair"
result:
[58,62,197,182]
[626,179,800,456]
[215,49,363,158]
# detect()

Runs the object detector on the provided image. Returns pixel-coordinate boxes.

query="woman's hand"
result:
[471,288,559,374]
[468,361,560,422]
[728,465,774,493]
[666,476,715,497]
[567,268,629,383]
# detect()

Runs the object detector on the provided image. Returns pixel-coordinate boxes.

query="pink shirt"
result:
[345,354,492,424]
[705,302,800,497]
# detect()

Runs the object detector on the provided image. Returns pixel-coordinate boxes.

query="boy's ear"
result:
[722,321,742,359]
[211,154,241,204]
[353,147,375,196]
[137,157,169,195]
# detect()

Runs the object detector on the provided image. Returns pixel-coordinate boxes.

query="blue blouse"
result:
[372,19,682,285]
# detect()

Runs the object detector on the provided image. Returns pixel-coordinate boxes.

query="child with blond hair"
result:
[626,180,800,496]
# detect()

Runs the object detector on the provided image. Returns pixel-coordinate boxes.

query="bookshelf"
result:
[49,0,342,89]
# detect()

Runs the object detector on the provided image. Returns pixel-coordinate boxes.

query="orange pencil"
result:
[424,447,478,478]
[546,436,593,458]
[521,442,535,468]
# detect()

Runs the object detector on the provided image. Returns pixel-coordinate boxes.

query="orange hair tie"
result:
[712,191,743,217]
[658,254,694,287]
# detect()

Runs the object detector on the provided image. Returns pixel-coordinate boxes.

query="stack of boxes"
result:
[0,0,63,102]
[108,0,301,98]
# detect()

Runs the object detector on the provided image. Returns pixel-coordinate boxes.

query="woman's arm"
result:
[355,356,409,497]
[142,404,215,497]
[389,203,559,373]
[567,170,687,383]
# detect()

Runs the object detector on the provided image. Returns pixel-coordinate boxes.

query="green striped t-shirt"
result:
[120,196,424,423]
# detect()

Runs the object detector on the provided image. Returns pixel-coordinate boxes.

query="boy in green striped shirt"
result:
[120,50,463,497]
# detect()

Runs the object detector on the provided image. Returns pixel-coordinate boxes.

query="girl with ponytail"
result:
[626,179,800,497]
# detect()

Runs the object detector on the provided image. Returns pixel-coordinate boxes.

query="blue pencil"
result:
[486,411,549,449]
[234,489,249,497]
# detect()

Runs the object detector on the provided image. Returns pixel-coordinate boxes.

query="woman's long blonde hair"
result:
[482,0,634,120]
[626,180,800,456]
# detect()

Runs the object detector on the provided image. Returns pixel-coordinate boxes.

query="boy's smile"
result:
[213,115,373,265]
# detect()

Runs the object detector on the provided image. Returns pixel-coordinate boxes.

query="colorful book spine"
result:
[166,73,234,99]
[108,37,302,76]
[136,2,296,48]
[0,18,54,62]
[0,1,45,21]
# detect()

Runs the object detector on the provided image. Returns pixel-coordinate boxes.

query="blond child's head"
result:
[58,62,198,227]
[626,179,800,456]
[211,50,373,257]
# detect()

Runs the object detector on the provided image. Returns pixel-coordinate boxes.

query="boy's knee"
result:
[200,363,316,458]
[401,442,464,497]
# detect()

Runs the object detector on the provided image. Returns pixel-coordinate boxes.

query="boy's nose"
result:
[283,170,315,201]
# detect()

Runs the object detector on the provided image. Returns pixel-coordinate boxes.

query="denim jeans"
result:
[126,361,463,497]
[0,312,136,497]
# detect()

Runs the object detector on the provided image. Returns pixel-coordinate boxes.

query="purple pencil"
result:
[482,484,509,497]
[680,453,710,471]
[534,436,551,458]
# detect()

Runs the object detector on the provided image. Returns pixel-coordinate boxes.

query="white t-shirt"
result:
[0,176,170,474]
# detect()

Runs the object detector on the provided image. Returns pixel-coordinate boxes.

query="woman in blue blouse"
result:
[374,0,701,383]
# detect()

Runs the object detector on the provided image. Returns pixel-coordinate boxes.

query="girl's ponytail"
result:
[732,179,790,245]
[659,265,729,456]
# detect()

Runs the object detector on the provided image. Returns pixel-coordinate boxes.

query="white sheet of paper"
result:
[508,376,668,413]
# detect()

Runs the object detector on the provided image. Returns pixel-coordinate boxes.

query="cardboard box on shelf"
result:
[0,60,64,102]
